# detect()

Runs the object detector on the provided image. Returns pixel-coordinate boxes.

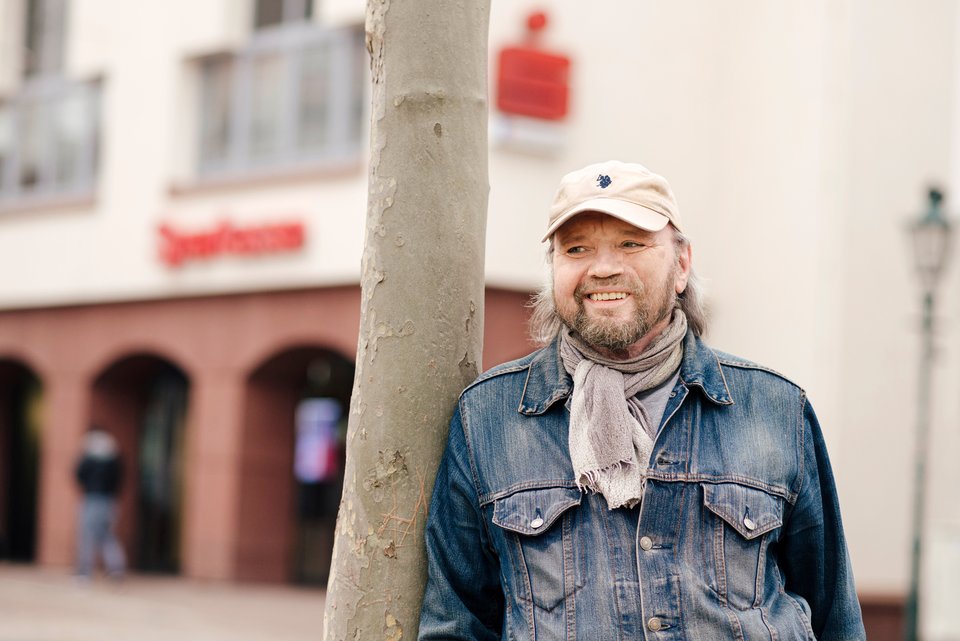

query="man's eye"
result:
[623,241,647,249]
[566,246,587,254]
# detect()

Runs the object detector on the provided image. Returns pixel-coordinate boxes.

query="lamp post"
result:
[905,188,953,641]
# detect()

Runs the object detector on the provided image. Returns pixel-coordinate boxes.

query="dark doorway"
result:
[91,356,189,574]
[239,346,353,584]
[0,361,42,562]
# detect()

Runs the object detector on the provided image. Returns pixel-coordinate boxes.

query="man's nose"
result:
[587,247,624,279]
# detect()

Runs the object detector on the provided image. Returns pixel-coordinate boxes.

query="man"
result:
[75,428,126,580]
[418,161,865,640]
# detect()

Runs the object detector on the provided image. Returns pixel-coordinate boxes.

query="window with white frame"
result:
[0,0,101,207]
[195,17,365,177]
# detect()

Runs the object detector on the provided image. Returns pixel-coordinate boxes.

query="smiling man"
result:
[418,161,865,640]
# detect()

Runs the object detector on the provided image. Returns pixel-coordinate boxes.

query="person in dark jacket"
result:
[75,428,126,580]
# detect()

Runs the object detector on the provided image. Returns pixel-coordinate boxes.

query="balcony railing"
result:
[196,23,365,178]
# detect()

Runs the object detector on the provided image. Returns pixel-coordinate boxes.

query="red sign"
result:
[158,220,305,267]
[496,12,570,121]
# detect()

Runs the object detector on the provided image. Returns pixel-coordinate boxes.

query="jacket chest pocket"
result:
[702,482,784,609]
[491,486,582,617]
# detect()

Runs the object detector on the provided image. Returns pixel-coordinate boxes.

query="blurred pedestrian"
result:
[75,428,126,580]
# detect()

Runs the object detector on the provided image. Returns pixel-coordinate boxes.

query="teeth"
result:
[588,292,627,301]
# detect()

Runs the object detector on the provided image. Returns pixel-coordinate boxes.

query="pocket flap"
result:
[492,486,582,536]
[702,483,783,540]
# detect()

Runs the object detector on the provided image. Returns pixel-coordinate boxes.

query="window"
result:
[23,0,66,78]
[0,0,101,206]
[254,0,313,30]
[0,80,100,203]
[196,23,364,177]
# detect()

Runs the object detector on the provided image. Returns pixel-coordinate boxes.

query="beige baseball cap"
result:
[542,160,683,242]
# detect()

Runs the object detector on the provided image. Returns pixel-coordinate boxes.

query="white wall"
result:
[836,1,958,607]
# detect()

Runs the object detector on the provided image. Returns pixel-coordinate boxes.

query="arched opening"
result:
[91,354,190,574]
[0,360,42,562]
[238,346,353,584]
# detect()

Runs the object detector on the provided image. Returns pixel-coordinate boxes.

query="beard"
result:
[557,270,678,353]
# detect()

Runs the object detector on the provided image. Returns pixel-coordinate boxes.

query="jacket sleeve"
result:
[779,397,866,641]
[418,404,504,640]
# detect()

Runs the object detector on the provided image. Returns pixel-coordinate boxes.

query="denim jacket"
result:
[419,332,865,640]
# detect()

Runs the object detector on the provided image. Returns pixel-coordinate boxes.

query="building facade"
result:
[0,0,533,585]
[2,0,960,638]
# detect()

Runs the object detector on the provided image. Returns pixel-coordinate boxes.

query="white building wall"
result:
[1,0,959,618]
[838,1,958,610]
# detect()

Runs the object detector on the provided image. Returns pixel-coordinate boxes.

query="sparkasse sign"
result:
[158,219,305,268]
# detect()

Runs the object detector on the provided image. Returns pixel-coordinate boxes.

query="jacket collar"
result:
[678,331,733,405]
[518,336,573,415]
[518,330,733,415]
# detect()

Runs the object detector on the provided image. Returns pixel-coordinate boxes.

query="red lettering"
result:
[158,219,307,267]
[158,224,185,267]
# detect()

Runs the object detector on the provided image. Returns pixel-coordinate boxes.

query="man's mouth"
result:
[587,292,629,301]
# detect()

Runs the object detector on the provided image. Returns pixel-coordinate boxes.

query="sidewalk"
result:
[0,564,325,641]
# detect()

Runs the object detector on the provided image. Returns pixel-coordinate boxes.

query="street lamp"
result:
[905,187,953,641]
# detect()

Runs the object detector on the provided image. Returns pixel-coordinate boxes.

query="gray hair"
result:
[528,230,709,345]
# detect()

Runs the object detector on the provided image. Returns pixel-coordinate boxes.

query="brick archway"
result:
[236,345,354,583]
[91,353,191,574]
[0,359,43,562]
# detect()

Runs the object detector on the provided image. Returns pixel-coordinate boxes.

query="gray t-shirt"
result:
[635,369,680,438]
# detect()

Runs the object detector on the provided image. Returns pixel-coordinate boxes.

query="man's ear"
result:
[675,242,692,294]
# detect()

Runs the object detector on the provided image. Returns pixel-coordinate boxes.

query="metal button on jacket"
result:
[647,617,663,632]
[743,516,757,531]
[639,536,654,551]
[530,516,544,529]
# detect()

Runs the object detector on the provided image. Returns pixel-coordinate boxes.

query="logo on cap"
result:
[597,174,612,189]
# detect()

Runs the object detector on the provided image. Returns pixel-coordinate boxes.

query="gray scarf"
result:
[559,311,687,509]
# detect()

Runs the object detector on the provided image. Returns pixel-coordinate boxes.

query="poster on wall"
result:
[294,397,342,484]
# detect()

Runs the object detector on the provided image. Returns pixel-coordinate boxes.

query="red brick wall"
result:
[0,285,534,580]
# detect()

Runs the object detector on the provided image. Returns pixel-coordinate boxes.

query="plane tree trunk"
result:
[323,0,491,639]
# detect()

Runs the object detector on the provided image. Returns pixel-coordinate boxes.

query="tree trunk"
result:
[323,1,490,639]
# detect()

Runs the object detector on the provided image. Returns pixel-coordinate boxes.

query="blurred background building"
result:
[1,1,959,639]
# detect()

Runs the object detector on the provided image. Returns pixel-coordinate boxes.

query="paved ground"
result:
[0,564,325,641]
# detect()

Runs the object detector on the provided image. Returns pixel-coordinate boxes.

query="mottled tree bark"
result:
[323,1,490,639]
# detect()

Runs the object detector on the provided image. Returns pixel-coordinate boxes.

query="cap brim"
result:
[541,198,671,242]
